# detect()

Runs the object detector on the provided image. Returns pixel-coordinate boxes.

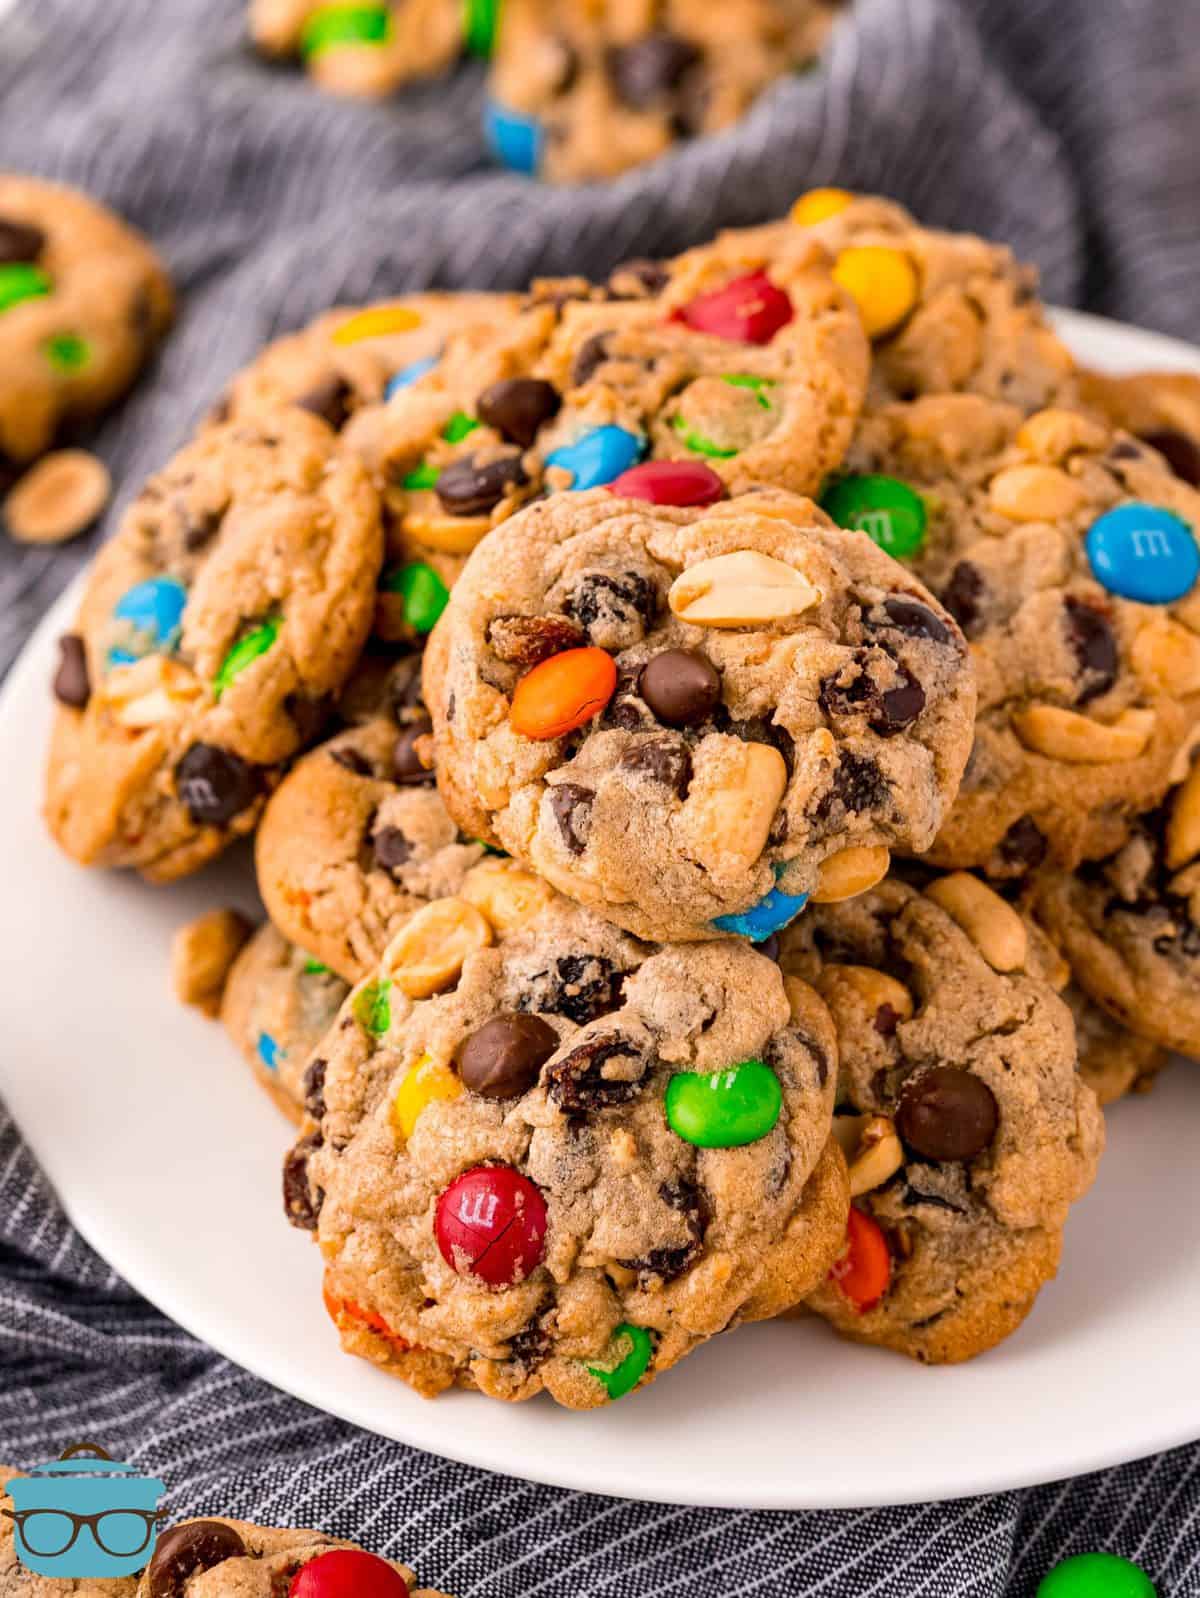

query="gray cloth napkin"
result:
[3,0,1200,1590]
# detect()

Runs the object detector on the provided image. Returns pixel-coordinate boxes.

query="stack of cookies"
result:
[42,190,1200,1406]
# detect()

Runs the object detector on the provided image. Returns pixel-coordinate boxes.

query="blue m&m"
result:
[1085,503,1199,603]
[484,99,544,176]
[110,576,187,663]
[713,884,810,941]
[384,353,439,400]
[545,426,645,491]
[257,1033,280,1071]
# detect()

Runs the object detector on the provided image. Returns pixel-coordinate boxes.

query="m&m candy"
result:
[214,616,279,700]
[434,1163,548,1287]
[384,353,439,399]
[545,425,645,490]
[1085,503,1199,603]
[484,99,544,175]
[509,646,617,739]
[665,1059,783,1148]
[828,1206,891,1312]
[289,1549,410,1598]
[586,1323,653,1400]
[1036,1552,1156,1598]
[712,883,810,940]
[606,459,725,506]
[0,261,50,315]
[791,187,855,226]
[111,575,187,660]
[379,561,449,634]
[821,474,927,558]
[672,271,793,345]
[391,1053,463,1140]
[256,1033,280,1071]
[832,246,919,338]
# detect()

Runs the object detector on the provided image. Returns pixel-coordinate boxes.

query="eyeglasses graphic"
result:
[3,1507,166,1559]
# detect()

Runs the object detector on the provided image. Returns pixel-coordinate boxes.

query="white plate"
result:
[3,310,1200,1511]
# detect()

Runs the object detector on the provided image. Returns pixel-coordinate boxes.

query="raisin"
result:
[571,332,613,387]
[619,737,692,799]
[283,1132,323,1231]
[814,752,891,821]
[303,1058,327,1120]
[996,815,1047,874]
[550,783,594,854]
[565,569,659,639]
[519,955,622,1025]
[1063,596,1118,704]
[619,1178,706,1285]
[546,1032,647,1113]
[488,612,584,665]
[373,825,413,874]
[941,561,986,637]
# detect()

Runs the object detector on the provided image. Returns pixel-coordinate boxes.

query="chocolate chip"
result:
[819,657,879,722]
[756,932,781,963]
[147,1520,247,1598]
[874,1003,901,1036]
[175,744,263,826]
[619,1178,706,1285]
[331,746,374,778]
[565,569,659,637]
[875,669,926,735]
[373,825,413,874]
[283,1131,323,1231]
[571,332,612,388]
[875,595,953,646]
[546,1031,647,1113]
[609,258,668,297]
[896,1066,999,1162]
[638,649,721,728]
[1142,429,1200,488]
[303,1058,327,1120]
[487,612,584,666]
[519,954,621,1024]
[619,736,692,799]
[941,561,985,637]
[477,378,561,448]
[393,716,434,784]
[507,1316,551,1372]
[435,452,528,516]
[1063,596,1118,704]
[52,633,90,708]
[729,715,795,774]
[182,507,222,552]
[0,216,46,264]
[284,690,332,744]
[550,783,593,854]
[1107,438,1143,461]
[607,30,702,110]
[996,815,1048,873]
[815,751,890,819]
[296,376,353,431]
[387,654,426,719]
[459,1012,559,1098]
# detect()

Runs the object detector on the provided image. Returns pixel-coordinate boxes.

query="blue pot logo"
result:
[3,1443,165,1578]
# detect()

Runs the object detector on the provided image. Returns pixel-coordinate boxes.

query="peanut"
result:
[668,549,822,628]
[460,857,556,934]
[3,449,111,544]
[925,872,1028,972]
[1012,704,1155,763]
[815,963,914,1032]
[1130,615,1200,697]
[405,508,492,556]
[102,656,203,727]
[171,908,252,1016]
[812,845,890,903]
[381,897,493,998]
[988,463,1086,522]
[678,739,788,876]
[1166,760,1200,869]
[1015,409,1108,464]
[832,1114,905,1197]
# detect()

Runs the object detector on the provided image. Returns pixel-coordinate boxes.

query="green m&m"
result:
[302,957,330,975]
[673,373,777,459]
[665,1059,782,1148]
[381,561,449,634]
[441,410,480,444]
[353,978,391,1035]
[43,332,90,372]
[301,3,391,58]
[213,616,280,700]
[463,0,499,56]
[1036,1553,1156,1598]
[672,415,736,458]
[821,473,927,558]
[585,1324,653,1400]
[0,262,51,315]
[402,460,441,491]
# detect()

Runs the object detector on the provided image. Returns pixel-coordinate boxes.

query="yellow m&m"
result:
[333,303,424,345]
[391,1053,463,1140]
[790,187,855,226]
[833,246,919,339]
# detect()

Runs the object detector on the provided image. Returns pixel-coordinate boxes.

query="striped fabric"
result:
[3,0,1200,1587]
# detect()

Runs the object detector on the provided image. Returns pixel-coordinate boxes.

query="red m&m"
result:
[828,1206,891,1313]
[671,271,793,345]
[434,1163,548,1288]
[607,460,726,506]
[290,1550,410,1598]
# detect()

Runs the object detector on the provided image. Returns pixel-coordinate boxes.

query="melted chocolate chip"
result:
[147,1521,247,1598]
[549,783,594,854]
[997,814,1047,874]
[0,216,46,264]
[941,561,986,637]
[477,377,561,448]
[373,825,413,874]
[875,595,953,645]
[393,717,434,784]
[283,1131,324,1231]
[459,1012,559,1098]
[182,507,222,552]
[296,375,353,431]
[565,569,659,638]
[303,1058,328,1120]
[1142,428,1200,488]
[607,30,702,110]
[875,668,926,735]
[52,633,90,708]
[619,736,692,799]
[546,1032,647,1113]
[435,452,528,516]
[814,751,891,820]
[571,332,613,387]
[1063,596,1118,703]
[175,744,263,826]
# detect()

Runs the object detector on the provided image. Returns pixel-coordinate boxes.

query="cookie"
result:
[1030,757,1200,1059]
[780,873,1104,1363]
[284,887,848,1406]
[43,409,382,880]
[1066,983,1166,1108]
[829,394,1200,873]
[1079,368,1200,488]
[786,190,1079,412]
[221,922,350,1121]
[341,227,870,642]
[0,174,172,468]
[428,484,975,942]
[485,0,841,182]
[249,0,470,97]
[139,1516,449,1598]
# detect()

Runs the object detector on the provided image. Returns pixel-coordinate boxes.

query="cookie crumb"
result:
[172,908,253,1016]
[3,449,111,544]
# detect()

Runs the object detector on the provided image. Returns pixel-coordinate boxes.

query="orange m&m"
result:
[828,1205,891,1312]
[509,646,616,740]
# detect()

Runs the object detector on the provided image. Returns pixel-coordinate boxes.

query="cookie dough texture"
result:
[1079,367,1200,487]
[430,488,975,941]
[787,194,1079,412]
[249,0,462,96]
[222,922,350,1121]
[1066,984,1166,1107]
[840,395,1200,873]
[489,0,843,182]
[287,892,847,1406]
[0,174,173,466]
[43,410,382,880]
[783,874,1104,1362]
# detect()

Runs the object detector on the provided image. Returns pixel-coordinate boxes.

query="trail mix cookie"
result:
[828,394,1200,872]
[139,1516,450,1598]
[343,229,870,646]
[485,0,842,182]
[0,174,173,468]
[1030,757,1200,1059]
[1079,368,1200,488]
[222,922,350,1121]
[248,0,478,97]
[786,190,1078,412]
[285,890,847,1406]
[1066,984,1166,1107]
[43,409,382,880]
[781,873,1104,1362]
[429,485,974,942]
